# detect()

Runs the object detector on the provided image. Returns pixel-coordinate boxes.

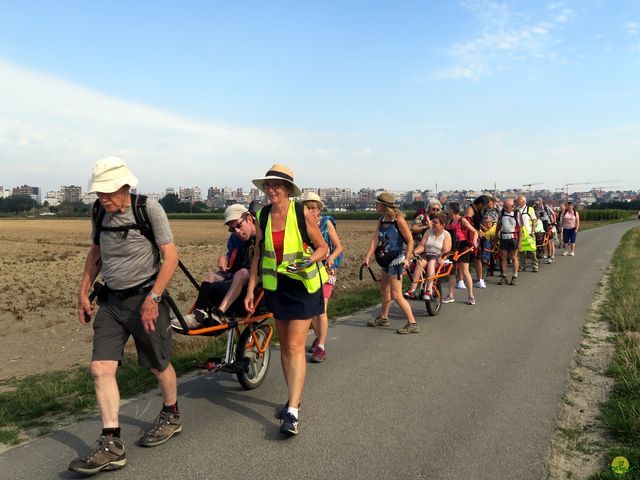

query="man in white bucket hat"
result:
[69,157,181,475]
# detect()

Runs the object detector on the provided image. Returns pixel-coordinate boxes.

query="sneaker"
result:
[467,297,476,305]
[510,276,519,286]
[532,267,539,273]
[474,279,487,289]
[542,255,548,259]
[396,322,420,334]
[422,290,432,301]
[456,280,466,290]
[279,412,299,435]
[403,288,417,299]
[68,435,126,475]
[498,276,508,285]
[562,251,569,256]
[547,258,553,264]
[570,252,575,257]
[306,337,318,354]
[138,410,182,447]
[367,316,390,327]
[170,309,208,330]
[310,345,326,363]
[275,401,301,420]
[442,296,455,304]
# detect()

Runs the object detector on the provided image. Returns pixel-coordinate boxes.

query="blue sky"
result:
[0,0,639,194]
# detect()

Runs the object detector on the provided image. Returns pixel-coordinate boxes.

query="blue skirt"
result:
[264,274,324,320]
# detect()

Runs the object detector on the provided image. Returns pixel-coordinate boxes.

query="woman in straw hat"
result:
[244,164,329,436]
[363,192,420,334]
[300,191,344,363]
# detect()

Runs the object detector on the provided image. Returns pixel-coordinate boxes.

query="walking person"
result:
[244,165,329,436]
[363,192,419,334]
[69,157,180,475]
[301,192,344,363]
[495,198,522,286]
[516,195,539,272]
[444,202,478,305]
[562,201,580,256]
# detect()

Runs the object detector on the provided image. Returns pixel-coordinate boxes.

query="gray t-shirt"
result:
[92,198,174,290]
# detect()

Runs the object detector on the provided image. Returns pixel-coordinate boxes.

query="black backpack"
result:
[92,193,156,247]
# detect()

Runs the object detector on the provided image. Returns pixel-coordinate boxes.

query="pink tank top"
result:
[562,210,577,229]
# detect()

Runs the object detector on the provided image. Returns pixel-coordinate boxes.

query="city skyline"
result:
[1,1,639,192]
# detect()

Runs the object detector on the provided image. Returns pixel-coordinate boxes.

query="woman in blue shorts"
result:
[363,192,419,334]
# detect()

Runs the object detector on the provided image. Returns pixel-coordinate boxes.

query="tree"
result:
[159,193,180,213]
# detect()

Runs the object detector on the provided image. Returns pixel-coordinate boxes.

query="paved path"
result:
[1,221,636,480]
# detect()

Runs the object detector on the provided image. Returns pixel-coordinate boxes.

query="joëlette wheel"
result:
[425,284,442,316]
[236,324,271,390]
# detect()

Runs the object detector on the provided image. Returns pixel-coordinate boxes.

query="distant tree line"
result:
[159,193,209,213]
[0,195,39,213]
[589,200,640,210]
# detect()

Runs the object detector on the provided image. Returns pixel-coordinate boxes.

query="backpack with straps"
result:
[319,215,344,268]
[92,193,157,247]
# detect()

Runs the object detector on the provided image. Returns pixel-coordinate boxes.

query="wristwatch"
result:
[149,291,163,303]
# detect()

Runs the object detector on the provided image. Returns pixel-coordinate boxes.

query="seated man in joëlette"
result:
[171,204,257,330]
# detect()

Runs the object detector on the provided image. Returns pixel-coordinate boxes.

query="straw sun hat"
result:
[88,156,139,194]
[252,164,302,197]
[300,191,325,210]
[375,191,397,207]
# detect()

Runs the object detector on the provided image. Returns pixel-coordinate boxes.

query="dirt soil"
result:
[545,269,615,479]
[0,218,376,381]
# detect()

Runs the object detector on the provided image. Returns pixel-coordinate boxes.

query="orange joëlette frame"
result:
[186,290,273,336]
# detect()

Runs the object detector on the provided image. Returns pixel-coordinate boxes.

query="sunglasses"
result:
[262,181,285,190]
[227,217,247,232]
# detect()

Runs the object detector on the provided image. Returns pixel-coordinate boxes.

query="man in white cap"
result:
[172,203,257,329]
[69,157,180,475]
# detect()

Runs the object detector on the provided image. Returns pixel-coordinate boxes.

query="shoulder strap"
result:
[258,204,272,238]
[130,194,156,247]
[92,199,105,245]
[294,201,312,247]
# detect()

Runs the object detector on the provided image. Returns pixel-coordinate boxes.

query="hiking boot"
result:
[306,337,318,354]
[68,435,126,475]
[442,296,455,304]
[456,280,466,290]
[396,322,420,334]
[138,410,182,447]
[310,345,326,363]
[403,288,417,299]
[498,276,508,285]
[510,276,519,286]
[367,316,390,327]
[279,412,299,436]
[474,279,487,289]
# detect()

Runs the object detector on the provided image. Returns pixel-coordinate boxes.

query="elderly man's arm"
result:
[140,241,179,333]
[77,244,102,324]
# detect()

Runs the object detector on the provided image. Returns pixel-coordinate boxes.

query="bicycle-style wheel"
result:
[235,324,272,390]
[425,283,442,316]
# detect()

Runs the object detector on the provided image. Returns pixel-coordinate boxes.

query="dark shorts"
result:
[92,292,172,371]
[456,241,472,263]
[264,274,324,321]
[563,228,577,244]
[500,238,518,252]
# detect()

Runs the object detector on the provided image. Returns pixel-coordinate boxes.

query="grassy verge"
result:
[0,284,381,447]
[588,226,640,479]
[580,216,636,232]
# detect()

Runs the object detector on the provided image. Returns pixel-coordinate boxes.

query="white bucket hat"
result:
[88,156,138,193]
[224,204,249,225]
[300,191,325,210]
[252,164,302,197]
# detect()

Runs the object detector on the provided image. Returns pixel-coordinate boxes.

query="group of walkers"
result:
[69,157,580,475]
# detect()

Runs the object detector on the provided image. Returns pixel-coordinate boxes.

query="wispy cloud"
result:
[0,58,296,191]
[433,1,575,80]
[622,21,639,35]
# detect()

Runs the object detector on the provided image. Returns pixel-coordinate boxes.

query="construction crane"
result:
[522,182,544,191]
[560,180,620,201]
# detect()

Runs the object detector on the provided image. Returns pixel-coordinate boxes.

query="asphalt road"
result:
[1,221,636,480]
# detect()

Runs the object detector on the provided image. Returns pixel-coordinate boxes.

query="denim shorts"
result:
[381,258,405,277]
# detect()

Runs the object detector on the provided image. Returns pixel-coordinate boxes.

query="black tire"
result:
[236,325,271,390]
[425,284,442,316]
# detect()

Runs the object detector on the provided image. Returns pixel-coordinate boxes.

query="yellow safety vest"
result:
[258,201,328,293]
